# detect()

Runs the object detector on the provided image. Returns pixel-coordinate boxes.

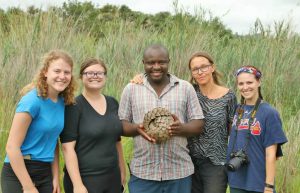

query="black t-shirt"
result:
[60,94,123,176]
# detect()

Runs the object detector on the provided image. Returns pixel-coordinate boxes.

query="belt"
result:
[23,155,31,160]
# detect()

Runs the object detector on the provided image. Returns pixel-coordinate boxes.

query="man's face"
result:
[143,49,169,84]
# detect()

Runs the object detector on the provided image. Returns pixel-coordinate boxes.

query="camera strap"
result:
[230,98,261,154]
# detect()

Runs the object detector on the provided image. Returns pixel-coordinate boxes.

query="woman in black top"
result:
[60,58,126,193]
[187,52,237,193]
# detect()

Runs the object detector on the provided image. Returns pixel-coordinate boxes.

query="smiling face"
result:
[44,58,72,97]
[237,72,261,105]
[190,56,215,86]
[81,64,106,91]
[143,47,169,84]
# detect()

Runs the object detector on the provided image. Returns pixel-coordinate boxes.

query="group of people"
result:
[1,44,287,193]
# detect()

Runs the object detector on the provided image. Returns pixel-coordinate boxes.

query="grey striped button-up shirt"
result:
[119,74,204,181]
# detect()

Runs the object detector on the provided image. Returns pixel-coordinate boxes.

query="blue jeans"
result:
[192,158,227,193]
[128,175,192,193]
[230,187,262,193]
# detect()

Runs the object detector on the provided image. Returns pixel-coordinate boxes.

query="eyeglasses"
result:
[144,60,170,66]
[83,71,106,78]
[191,64,212,75]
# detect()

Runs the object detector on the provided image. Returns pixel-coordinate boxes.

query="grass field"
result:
[0,9,299,193]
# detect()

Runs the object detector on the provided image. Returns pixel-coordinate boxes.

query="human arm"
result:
[168,114,204,137]
[122,120,156,143]
[60,102,87,193]
[5,113,39,193]
[171,81,205,137]
[119,83,156,142]
[121,120,140,136]
[116,141,126,186]
[262,106,288,193]
[119,84,137,137]
[51,142,60,193]
[227,91,237,135]
[61,141,88,193]
[264,144,277,193]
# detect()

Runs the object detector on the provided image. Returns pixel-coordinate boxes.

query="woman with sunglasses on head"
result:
[227,66,287,193]
[186,52,237,193]
[1,50,76,193]
[60,58,126,193]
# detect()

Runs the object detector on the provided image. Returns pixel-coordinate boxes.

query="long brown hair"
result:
[188,51,222,86]
[21,50,76,105]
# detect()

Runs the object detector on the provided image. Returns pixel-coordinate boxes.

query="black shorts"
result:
[1,160,53,193]
[63,167,122,193]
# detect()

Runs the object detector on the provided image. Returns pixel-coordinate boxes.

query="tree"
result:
[27,6,40,15]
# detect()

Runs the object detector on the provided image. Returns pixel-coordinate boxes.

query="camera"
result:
[227,149,249,172]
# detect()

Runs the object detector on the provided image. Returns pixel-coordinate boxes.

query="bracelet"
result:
[265,189,273,192]
[265,182,274,189]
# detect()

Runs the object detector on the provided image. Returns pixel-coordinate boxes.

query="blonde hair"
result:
[188,51,223,86]
[21,50,76,105]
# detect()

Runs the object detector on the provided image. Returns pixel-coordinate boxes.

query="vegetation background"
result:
[0,1,299,192]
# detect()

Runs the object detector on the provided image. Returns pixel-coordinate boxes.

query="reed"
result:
[0,8,299,193]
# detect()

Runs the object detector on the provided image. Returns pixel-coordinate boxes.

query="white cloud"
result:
[0,0,299,34]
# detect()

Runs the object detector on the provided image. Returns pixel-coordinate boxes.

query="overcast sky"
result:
[1,0,300,34]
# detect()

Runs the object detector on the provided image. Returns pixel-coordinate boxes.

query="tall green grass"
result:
[0,9,299,193]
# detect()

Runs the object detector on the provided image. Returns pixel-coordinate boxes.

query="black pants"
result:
[192,158,228,193]
[63,167,122,193]
[1,160,53,193]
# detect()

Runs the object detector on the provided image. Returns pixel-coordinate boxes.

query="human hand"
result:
[137,124,156,143]
[73,184,88,193]
[130,73,143,84]
[23,186,39,193]
[121,168,126,186]
[168,114,185,136]
[52,179,60,193]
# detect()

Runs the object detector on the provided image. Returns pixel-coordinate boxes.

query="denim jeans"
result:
[230,187,262,193]
[128,175,192,193]
[1,160,53,193]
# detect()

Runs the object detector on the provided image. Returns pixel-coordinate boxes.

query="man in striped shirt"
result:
[119,44,205,193]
